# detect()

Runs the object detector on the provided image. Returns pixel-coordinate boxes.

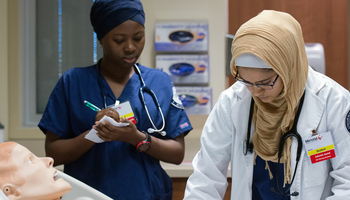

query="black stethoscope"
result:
[244,91,305,197]
[96,61,166,136]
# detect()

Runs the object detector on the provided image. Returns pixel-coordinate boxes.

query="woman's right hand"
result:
[95,107,120,122]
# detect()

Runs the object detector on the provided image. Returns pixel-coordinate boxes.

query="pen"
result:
[84,100,101,112]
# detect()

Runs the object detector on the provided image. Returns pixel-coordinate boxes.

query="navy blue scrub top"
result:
[252,155,291,200]
[39,63,192,200]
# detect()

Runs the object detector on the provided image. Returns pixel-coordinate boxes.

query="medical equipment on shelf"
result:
[244,92,305,197]
[96,63,166,136]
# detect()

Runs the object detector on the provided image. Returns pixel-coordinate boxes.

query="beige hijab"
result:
[230,10,308,186]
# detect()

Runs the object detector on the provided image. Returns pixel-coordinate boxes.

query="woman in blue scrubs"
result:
[38,0,192,199]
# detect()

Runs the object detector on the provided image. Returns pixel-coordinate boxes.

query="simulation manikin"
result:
[0,142,72,200]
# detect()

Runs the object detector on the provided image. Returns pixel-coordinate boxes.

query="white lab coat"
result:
[184,67,350,200]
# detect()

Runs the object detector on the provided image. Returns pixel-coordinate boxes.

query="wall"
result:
[227,0,349,89]
[5,0,228,155]
[7,0,47,156]
[139,0,228,138]
[0,0,8,142]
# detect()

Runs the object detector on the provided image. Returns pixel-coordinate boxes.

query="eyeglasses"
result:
[234,71,279,90]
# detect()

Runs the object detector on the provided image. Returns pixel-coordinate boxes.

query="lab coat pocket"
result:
[304,159,329,188]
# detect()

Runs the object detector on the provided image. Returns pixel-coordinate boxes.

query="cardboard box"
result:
[156,55,209,85]
[155,21,209,52]
[175,86,212,115]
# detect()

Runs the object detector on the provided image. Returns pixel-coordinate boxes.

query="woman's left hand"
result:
[95,118,185,164]
[93,117,144,145]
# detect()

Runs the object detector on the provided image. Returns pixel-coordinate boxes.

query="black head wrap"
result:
[90,0,145,40]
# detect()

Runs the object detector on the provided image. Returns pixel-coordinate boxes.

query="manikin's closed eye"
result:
[23,153,36,166]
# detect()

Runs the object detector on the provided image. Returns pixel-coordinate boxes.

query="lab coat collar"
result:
[305,66,326,94]
[230,81,251,100]
[229,85,255,193]
[289,67,326,196]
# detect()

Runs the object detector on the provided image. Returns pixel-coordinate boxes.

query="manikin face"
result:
[11,144,71,200]
[99,20,145,68]
[237,67,284,103]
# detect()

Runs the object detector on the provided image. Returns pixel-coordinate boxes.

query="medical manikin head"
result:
[0,142,71,200]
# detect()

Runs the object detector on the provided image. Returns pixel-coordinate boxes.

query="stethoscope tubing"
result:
[244,91,305,196]
[274,91,305,196]
[96,62,166,136]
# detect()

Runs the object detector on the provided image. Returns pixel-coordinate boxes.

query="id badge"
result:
[108,101,137,124]
[304,131,336,164]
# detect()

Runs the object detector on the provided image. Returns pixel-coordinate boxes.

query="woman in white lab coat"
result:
[184,10,350,200]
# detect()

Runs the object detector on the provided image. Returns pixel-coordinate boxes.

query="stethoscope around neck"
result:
[96,61,166,136]
[244,91,305,197]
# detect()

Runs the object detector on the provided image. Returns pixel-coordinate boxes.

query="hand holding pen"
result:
[84,100,120,122]
[84,100,139,144]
